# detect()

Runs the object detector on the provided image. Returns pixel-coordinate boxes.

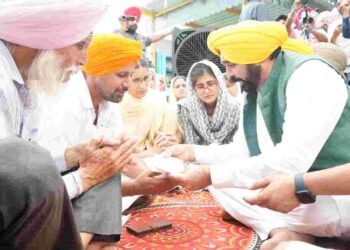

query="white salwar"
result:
[194,60,350,239]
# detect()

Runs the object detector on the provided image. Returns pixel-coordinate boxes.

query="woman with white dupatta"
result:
[178,60,240,145]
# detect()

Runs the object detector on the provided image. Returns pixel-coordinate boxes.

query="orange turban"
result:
[82,33,142,76]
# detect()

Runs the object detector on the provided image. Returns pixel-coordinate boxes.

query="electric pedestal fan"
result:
[172,28,225,77]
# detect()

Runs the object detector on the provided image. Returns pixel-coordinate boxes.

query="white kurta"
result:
[194,60,350,239]
[38,72,123,156]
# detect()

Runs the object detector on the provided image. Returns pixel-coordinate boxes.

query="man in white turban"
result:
[0,1,116,249]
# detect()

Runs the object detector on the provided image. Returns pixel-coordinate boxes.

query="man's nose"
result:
[77,49,88,66]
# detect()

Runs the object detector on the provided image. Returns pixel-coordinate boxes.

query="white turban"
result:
[315,11,331,29]
[0,0,110,50]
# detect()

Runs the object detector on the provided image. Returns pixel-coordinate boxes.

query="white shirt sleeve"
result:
[209,60,348,188]
[54,149,68,173]
[62,171,84,200]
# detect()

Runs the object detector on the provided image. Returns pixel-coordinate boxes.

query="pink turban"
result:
[0,0,110,50]
[124,7,142,21]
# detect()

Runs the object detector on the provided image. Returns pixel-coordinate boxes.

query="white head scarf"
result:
[178,59,240,145]
[0,0,110,49]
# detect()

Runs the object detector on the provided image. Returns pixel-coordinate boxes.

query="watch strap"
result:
[294,173,306,193]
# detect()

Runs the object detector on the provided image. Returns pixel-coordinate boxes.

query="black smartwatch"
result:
[294,173,316,204]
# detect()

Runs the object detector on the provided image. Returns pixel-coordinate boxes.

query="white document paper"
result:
[143,154,187,174]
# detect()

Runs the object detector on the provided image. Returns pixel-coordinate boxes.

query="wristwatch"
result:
[294,173,316,204]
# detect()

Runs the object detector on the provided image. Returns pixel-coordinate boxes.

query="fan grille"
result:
[173,30,225,77]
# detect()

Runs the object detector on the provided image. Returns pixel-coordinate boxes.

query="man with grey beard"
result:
[0,0,133,249]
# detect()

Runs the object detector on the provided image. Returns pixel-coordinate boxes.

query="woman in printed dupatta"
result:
[178,60,240,145]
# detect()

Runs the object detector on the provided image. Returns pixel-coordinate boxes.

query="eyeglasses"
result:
[194,80,218,92]
[120,15,137,22]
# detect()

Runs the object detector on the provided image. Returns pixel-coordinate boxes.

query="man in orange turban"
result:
[82,33,142,78]
[38,33,146,248]
[162,20,350,249]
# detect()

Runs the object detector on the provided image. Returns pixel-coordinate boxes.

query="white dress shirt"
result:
[195,60,350,238]
[38,71,123,199]
[195,60,347,188]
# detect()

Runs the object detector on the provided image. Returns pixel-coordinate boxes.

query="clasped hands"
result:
[74,134,138,192]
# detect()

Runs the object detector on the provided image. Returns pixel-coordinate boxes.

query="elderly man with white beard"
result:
[0,1,136,249]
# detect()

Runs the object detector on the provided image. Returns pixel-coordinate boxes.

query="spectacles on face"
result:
[194,80,218,92]
[120,15,137,22]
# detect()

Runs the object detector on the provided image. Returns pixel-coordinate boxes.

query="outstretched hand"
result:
[168,165,212,191]
[131,170,178,195]
[162,144,195,162]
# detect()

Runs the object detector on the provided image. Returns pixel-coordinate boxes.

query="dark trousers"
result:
[72,174,122,243]
[0,137,83,250]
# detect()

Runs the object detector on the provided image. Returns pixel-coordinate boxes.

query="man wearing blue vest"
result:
[164,21,350,249]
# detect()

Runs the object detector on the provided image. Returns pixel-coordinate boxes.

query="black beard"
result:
[229,75,258,93]
[228,64,261,94]
[241,80,258,93]
[126,24,138,34]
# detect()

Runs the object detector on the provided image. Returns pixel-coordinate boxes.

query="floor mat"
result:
[117,191,261,250]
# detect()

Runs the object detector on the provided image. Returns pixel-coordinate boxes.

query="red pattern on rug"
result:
[117,191,261,250]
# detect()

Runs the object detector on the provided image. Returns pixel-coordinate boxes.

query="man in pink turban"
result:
[0,1,118,249]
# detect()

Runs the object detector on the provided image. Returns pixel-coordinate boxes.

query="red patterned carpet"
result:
[117,191,261,250]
